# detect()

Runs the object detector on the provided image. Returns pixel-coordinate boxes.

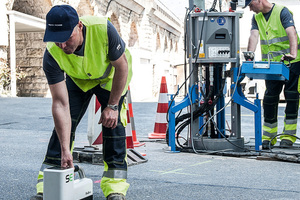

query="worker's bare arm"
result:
[49,81,74,168]
[247,29,259,52]
[283,26,298,61]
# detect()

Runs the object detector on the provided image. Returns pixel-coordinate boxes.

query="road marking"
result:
[150,169,203,176]
[190,160,212,166]
[94,179,101,183]
[150,160,212,176]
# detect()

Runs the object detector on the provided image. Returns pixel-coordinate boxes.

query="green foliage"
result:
[0,58,26,93]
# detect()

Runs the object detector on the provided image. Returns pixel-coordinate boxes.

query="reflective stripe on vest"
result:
[260,35,289,45]
[255,4,300,64]
[261,44,300,60]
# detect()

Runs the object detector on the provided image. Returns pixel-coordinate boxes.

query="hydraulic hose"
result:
[166,76,226,149]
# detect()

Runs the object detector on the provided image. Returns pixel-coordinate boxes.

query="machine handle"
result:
[74,165,80,172]
[74,165,86,179]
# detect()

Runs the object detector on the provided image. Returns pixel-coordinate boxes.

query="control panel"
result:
[188,12,241,63]
[208,46,230,58]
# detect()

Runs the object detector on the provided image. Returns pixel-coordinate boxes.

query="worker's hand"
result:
[281,54,296,62]
[61,149,74,169]
[99,107,118,129]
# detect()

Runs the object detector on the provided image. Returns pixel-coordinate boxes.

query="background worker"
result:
[30,5,132,200]
[245,0,300,149]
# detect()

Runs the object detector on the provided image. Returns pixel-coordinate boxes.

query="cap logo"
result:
[117,44,121,50]
[48,24,63,26]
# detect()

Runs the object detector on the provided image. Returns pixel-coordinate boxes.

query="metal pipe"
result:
[209,64,214,86]
[222,64,226,79]
[189,0,194,10]
[207,119,211,138]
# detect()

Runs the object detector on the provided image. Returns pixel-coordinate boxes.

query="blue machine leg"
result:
[168,94,181,153]
[168,96,176,152]
[216,95,225,137]
[167,87,197,153]
[232,66,262,151]
[254,98,262,151]
[199,115,204,135]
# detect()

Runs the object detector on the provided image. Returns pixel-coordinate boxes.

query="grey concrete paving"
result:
[1,97,300,200]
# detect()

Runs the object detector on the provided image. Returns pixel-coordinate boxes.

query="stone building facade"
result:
[0,0,185,101]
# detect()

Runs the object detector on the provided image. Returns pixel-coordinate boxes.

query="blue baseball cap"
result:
[43,5,79,43]
[244,0,253,8]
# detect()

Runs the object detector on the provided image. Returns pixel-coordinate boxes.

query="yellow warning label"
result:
[199,53,205,58]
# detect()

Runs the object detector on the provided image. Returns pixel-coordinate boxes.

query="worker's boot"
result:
[107,193,126,200]
[30,193,43,200]
[280,139,293,148]
[262,140,273,150]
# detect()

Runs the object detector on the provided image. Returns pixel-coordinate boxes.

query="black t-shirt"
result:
[251,4,295,30]
[43,20,126,85]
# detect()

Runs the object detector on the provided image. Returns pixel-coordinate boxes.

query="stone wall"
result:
[15,32,47,97]
[12,0,51,18]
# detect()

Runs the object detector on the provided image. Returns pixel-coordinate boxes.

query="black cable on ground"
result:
[268,133,300,154]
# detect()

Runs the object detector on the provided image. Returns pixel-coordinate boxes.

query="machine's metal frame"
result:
[168,9,263,152]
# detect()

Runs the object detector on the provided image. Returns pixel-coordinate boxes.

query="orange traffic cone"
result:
[127,86,145,147]
[148,76,169,139]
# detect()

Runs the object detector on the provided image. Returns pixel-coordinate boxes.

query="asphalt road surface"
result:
[1,97,300,200]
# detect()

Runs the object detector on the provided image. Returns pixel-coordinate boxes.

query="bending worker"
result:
[245,0,300,149]
[31,4,132,200]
